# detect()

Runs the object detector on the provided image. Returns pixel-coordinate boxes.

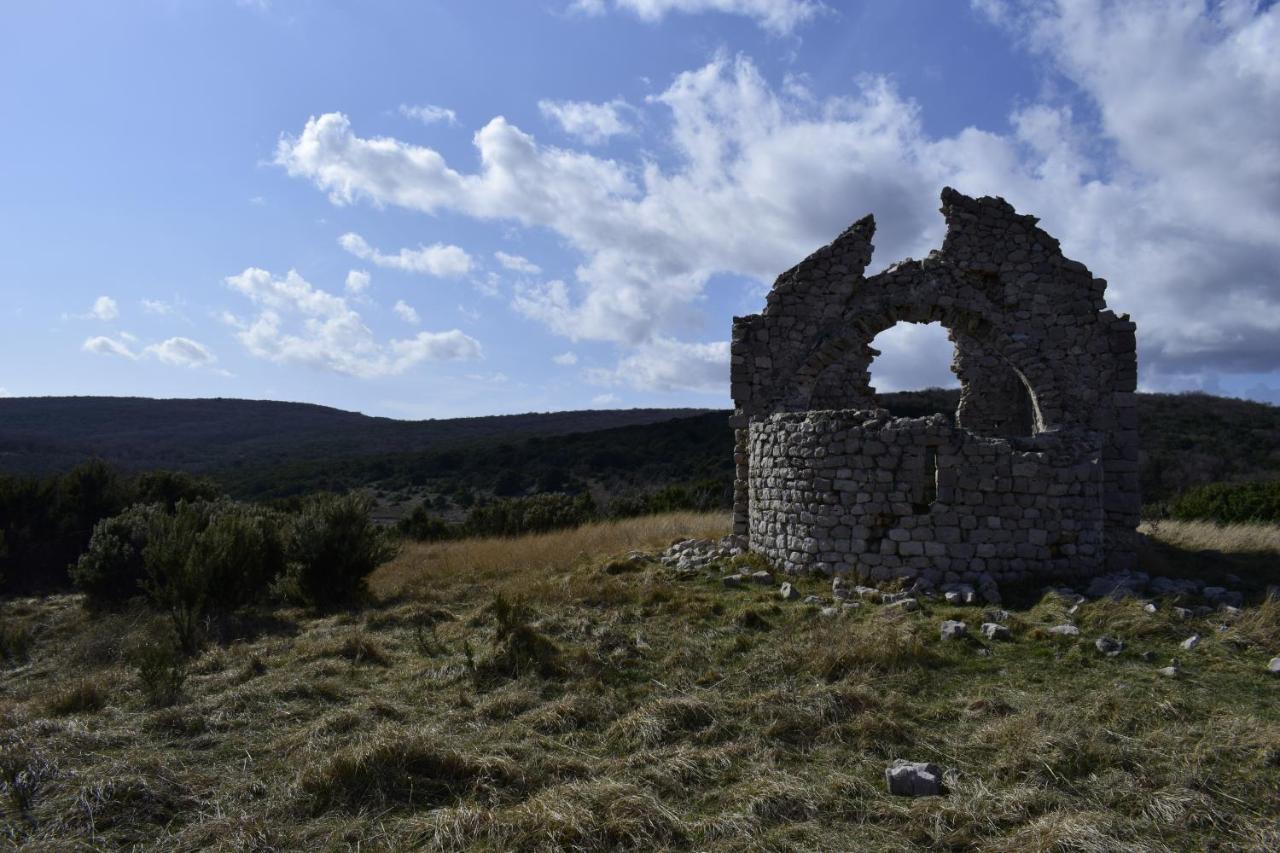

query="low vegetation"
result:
[2,513,1278,849]
[1168,478,1280,525]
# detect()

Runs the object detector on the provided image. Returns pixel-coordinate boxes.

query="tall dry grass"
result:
[1141,518,1280,554]
[371,511,730,598]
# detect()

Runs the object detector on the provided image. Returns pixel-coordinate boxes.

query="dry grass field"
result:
[2,514,1279,850]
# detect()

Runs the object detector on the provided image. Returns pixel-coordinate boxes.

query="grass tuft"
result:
[298,730,524,813]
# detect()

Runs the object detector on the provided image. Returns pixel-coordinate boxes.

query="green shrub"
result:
[280,493,397,609]
[1169,479,1280,524]
[75,499,286,649]
[71,502,168,608]
[141,500,287,651]
[464,493,596,538]
[396,505,453,542]
[131,471,220,510]
[478,594,561,681]
[130,634,187,707]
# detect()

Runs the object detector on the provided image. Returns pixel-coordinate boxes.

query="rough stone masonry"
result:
[730,188,1139,592]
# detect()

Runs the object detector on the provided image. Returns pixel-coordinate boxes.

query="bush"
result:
[396,505,454,542]
[131,471,220,510]
[280,493,398,609]
[141,500,287,651]
[130,635,186,707]
[71,503,168,608]
[1170,479,1280,525]
[76,499,287,649]
[464,493,596,538]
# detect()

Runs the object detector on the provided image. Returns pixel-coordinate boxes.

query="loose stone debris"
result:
[1095,636,1124,656]
[981,623,1011,641]
[885,760,947,797]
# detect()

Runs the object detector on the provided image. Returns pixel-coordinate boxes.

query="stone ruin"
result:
[729,187,1139,595]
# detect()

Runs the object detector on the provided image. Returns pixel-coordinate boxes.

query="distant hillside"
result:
[0,397,711,479]
[1,391,1277,508]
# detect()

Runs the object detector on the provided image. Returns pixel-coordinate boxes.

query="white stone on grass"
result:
[981,623,1011,641]
[885,760,946,796]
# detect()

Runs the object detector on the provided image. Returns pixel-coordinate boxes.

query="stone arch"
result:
[778,291,1059,434]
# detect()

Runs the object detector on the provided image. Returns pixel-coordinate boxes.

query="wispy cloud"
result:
[494,251,542,275]
[398,103,459,126]
[339,232,473,278]
[393,300,420,324]
[538,98,633,145]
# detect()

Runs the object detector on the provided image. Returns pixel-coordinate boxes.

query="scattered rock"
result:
[885,760,946,797]
[779,582,800,601]
[1219,605,1242,618]
[1140,650,1157,662]
[751,570,774,586]
[1268,657,1280,675]
[1171,607,1192,620]
[940,620,968,641]
[820,606,839,617]
[854,585,882,602]
[882,591,913,604]
[831,576,851,600]
[1047,624,1080,637]
[1095,636,1124,656]
[1203,587,1244,608]
[942,583,977,605]
[1157,664,1180,678]
[981,623,1011,641]
[885,598,918,613]
[983,609,1010,624]
[1180,634,1201,650]
[1142,602,1158,614]
[802,594,823,605]
[722,574,746,589]
[1086,573,1147,599]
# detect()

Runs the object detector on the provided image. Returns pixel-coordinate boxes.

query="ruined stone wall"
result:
[731,187,1139,582]
[748,411,1105,595]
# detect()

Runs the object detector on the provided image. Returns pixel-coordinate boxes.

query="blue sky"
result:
[2,0,1277,417]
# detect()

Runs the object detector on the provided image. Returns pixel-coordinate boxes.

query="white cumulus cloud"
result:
[538,98,633,144]
[339,232,473,277]
[552,351,579,366]
[588,337,729,393]
[277,2,1280,394]
[82,335,135,359]
[345,269,372,294]
[224,267,481,377]
[144,337,217,368]
[90,296,119,321]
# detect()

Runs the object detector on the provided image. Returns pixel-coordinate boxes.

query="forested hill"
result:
[0,397,711,479]
[1,391,1276,506]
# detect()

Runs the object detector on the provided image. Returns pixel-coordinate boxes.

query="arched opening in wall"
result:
[865,322,960,422]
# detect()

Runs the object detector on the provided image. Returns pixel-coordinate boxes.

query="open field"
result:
[2,515,1279,849]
